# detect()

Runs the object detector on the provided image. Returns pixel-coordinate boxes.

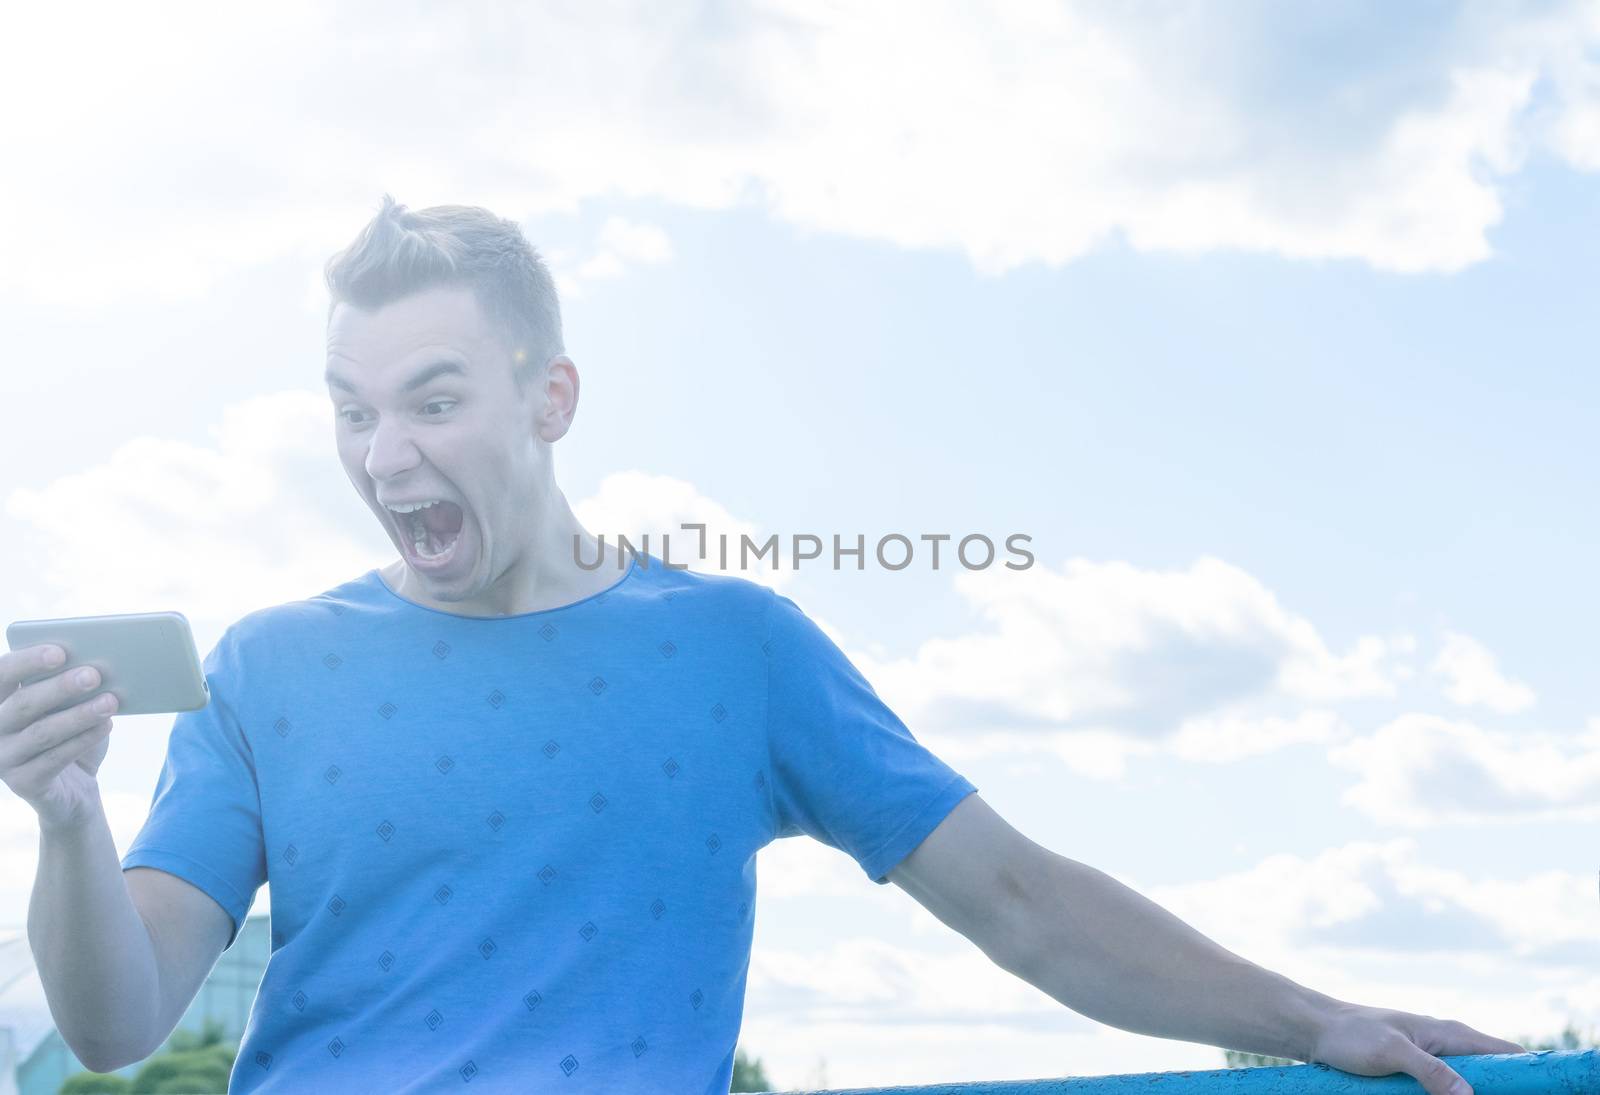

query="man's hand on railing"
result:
[1306,1001,1525,1095]
[886,794,1527,1095]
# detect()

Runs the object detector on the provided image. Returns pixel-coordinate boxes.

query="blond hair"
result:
[324,195,564,392]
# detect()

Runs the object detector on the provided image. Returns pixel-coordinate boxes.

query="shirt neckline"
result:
[369,553,642,621]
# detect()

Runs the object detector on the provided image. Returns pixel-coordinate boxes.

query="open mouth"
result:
[386,499,466,566]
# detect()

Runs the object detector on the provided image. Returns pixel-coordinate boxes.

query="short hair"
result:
[323,194,564,394]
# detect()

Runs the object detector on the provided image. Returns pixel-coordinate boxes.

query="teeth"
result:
[384,499,456,560]
[417,533,445,559]
[388,499,443,514]
[416,522,453,559]
[395,504,456,561]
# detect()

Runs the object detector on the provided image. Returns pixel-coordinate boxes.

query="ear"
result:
[533,354,580,442]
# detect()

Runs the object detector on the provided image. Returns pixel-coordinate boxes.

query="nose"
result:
[364,415,422,481]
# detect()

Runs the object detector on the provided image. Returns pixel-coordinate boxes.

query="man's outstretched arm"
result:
[886,792,1523,1095]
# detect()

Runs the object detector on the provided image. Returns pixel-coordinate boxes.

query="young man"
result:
[14,198,1520,1094]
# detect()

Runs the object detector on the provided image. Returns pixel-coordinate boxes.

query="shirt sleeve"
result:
[120,626,266,950]
[763,590,977,884]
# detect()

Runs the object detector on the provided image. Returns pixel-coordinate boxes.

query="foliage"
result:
[1515,1023,1597,1051]
[731,1044,774,1091]
[58,1073,132,1094]
[127,1017,235,1092]
[60,1019,238,1095]
[143,1067,232,1094]
[64,1027,766,1094]
[129,1047,233,1093]
[1224,1022,1600,1071]
[163,1018,232,1057]
[1222,1049,1298,1068]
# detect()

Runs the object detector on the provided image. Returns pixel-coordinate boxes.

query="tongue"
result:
[422,501,464,537]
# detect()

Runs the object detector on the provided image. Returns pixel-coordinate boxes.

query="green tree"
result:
[1222,1049,1298,1068]
[60,1019,239,1095]
[163,1018,232,1057]
[128,1047,232,1094]
[1515,1023,1597,1051]
[66,1027,772,1093]
[731,1044,773,1091]
[58,1073,132,1094]
[127,1017,235,1092]
[1224,1023,1598,1070]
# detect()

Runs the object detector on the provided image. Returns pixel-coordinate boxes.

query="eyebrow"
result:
[325,360,467,395]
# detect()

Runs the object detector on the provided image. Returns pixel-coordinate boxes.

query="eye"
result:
[421,400,457,417]
[338,408,370,426]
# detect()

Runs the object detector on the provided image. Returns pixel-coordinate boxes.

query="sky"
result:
[2,1,1599,1089]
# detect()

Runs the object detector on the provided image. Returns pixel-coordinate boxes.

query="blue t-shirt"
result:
[120,555,977,1093]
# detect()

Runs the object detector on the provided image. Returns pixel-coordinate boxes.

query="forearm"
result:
[1009,846,1342,1060]
[28,793,163,1072]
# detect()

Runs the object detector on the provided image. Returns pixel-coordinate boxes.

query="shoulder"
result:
[622,562,836,663]
[217,571,381,663]
[621,556,778,630]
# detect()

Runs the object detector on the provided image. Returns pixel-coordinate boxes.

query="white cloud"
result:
[2,390,388,634]
[1530,4,1600,171]
[1168,708,1349,764]
[853,556,1408,744]
[931,726,1160,782]
[0,400,801,650]
[7,2,1600,311]
[1430,630,1537,713]
[921,710,1353,777]
[1133,840,1600,1048]
[0,790,152,924]
[548,216,674,300]
[759,834,868,900]
[14,394,1521,810]
[744,839,1599,1086]
[748,933,1070,1028]
[591,217,674,267]
[1330,714,1600,826]
[1149,838,1600,969]
[571,469,795,589]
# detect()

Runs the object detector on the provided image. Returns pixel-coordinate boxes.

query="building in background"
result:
[0,914,268,1095]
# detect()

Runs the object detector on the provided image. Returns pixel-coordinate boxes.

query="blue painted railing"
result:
[766,1050,1600,1094]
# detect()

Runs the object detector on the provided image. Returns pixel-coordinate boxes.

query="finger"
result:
[0,690,118,773]
[1433,1020,1525,1056]
[0,662,105,737]
[1392,1037,1472,1095]
[4,717,114,801]
[1475,1036,1526,1055]
[0,643,67,696]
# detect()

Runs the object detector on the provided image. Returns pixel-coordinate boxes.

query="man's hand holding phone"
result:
[3,609,208,833]
[0,643,119,832]
[9,611,210,1073]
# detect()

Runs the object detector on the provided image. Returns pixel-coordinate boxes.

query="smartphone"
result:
[6,611,209,716]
